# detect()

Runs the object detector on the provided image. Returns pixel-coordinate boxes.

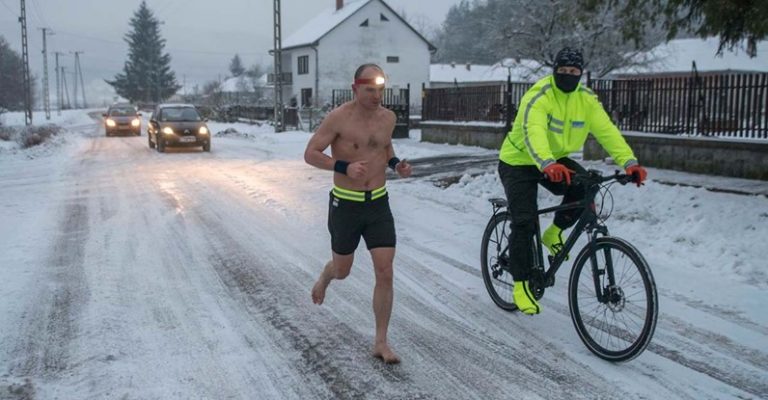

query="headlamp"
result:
[354,76,386,86]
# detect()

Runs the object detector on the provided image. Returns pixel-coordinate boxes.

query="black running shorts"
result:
[327,190,396,255]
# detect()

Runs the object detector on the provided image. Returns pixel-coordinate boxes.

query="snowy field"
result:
[0,109,766,399]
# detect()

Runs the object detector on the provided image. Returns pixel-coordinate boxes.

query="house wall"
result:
[289,50,317,106]
[312,1,431,107]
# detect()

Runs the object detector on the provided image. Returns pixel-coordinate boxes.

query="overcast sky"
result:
[0,0,460,105]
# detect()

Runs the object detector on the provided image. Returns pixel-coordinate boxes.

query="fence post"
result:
[505,75,513,133]
[421,82,426,122]
[406,83,411,130]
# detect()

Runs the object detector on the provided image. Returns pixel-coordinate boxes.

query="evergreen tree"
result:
[107,1,180,103]
[581,0,767,57]
[229,54,245,77]
[432,1,499,64]
[0,36,33,111]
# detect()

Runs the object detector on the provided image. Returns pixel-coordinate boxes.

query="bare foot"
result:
[311,261,333,305]
[372,342,401,364]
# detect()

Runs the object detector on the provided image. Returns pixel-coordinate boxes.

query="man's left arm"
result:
[384,111,411,178]
[587,96,638,170]
[587,96,648,185]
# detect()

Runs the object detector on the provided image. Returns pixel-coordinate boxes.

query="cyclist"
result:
[497,47,647,315]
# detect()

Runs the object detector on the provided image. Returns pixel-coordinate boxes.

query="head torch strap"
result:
[354,77,385,85]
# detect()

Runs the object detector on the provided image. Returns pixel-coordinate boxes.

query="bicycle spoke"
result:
[569,238,657,361]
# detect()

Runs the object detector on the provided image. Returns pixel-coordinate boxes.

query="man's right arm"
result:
[304,111,338,171]
[522,99,556,170]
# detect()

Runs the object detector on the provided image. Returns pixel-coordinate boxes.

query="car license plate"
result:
[179,136,196,143]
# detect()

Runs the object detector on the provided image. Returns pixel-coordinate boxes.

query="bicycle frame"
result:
[496,171,623,301]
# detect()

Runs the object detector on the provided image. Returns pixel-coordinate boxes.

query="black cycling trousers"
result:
[498,158,587,281]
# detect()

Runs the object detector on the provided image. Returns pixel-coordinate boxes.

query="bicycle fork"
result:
[586,226,620,305]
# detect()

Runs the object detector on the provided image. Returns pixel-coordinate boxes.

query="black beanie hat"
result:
[554,47,584,71]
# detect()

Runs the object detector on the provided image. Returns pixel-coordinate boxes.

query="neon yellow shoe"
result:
[513,281,541,315]
[542,224,568,260]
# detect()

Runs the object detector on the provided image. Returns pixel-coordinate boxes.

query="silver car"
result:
[103,103,141,136]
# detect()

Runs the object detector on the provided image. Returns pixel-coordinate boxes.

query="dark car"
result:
[147,104,211,152]
[103,103,141,136]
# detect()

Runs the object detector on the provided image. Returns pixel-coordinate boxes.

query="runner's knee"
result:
[374,263,393,284]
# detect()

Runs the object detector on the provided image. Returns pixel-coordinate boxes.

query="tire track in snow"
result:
[9,192,90,380]
[195,210,429,400]
[402,240,768,398]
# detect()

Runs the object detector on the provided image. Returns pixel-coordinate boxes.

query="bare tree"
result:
[496,0,666,77]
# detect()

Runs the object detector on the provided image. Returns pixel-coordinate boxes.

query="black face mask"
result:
[554,73,581,93]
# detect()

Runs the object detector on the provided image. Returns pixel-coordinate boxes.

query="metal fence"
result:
[420,73,768,140]
[591,73,768,139]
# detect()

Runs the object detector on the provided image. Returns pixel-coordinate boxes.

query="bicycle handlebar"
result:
[542,169,637,186]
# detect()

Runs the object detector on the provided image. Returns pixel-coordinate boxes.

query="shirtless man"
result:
[304,63,412,364]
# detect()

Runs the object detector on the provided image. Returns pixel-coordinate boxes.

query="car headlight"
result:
[162,127,174,135]
[105,119,116,127]
[199,126,209,135]
[131,118,141,127]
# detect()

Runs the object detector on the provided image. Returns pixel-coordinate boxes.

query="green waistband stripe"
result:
[332,186,387,202]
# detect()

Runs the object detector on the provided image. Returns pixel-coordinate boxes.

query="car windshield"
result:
[109,107,136,116]
[160,107,201,122]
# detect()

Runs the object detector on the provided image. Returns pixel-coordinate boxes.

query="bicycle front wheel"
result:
[569,237,658,362]
[480,212,517,311]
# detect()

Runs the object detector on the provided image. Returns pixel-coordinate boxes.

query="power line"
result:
[0,0,16,16]
[54,29,263,55]
[29,0,48,27]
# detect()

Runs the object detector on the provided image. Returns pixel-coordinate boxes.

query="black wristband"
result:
[334,160,349,175]
[388,157,400,170]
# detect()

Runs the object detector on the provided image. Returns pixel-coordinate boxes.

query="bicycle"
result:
[480,169,658,362]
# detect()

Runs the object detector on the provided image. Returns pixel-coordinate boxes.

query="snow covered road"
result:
[0,115,766,399]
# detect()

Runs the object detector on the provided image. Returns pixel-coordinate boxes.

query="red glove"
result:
[543,163,575,185]
[625,164,647,187]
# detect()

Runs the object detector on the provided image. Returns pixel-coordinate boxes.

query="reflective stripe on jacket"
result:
[499,75,638,170]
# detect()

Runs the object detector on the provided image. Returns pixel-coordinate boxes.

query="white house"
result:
[272,0,435,107]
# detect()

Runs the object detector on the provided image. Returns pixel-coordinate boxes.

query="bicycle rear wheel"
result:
[569,237,658,362]
[480,212,517,311]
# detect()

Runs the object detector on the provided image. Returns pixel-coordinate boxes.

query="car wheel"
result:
[148,133,155,149]
[157,137,166,153]
[203,141,211,152]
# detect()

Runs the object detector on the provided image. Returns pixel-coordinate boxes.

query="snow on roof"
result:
[431,59,547,84]
[282,0,371,50]
[613,37,768,75]
[218,75,267,93]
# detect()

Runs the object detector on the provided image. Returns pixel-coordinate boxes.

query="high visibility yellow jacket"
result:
[499,75,638,170]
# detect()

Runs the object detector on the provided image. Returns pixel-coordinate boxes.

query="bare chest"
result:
[335,120,391,153]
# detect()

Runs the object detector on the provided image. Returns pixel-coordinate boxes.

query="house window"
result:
[360,19,369,27]
[297,55,309,75]
[386,56,399,63]
[301,88,313,107]
[380,13,389,22]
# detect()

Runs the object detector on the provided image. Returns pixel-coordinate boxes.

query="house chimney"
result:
[336,0,343,10]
